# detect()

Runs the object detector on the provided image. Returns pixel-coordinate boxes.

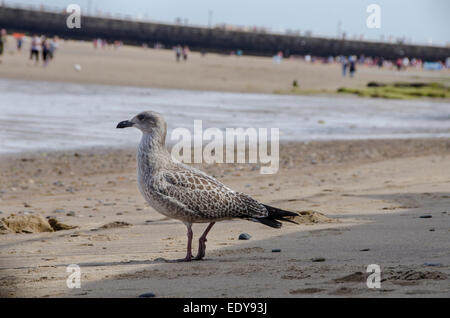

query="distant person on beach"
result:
[402,57,410,68]
[396,58,402,70]
[42,37,50,67]
[16,34,24,51]
[0,29,7,63]
[30,34,41,65]
[377,57,384,68]
[0,29,8,63]
[182,45,189,61]
[340,56,348,76]
[175,45,182,62]
[48,36,58,60]
[349,56,356,78]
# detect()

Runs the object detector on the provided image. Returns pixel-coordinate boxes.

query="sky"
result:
[5,0,450,45]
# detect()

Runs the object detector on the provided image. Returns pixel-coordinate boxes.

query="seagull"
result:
[117,111,297,262]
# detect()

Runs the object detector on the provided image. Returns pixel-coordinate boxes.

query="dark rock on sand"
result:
[139,292,156,298]
[238,233,252,240]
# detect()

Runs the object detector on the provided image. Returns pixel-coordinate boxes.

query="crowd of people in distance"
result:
[0,28,59,66]
[174,44,190,62]
[93,38,123,49]
[29,34,59,66]
[294,53,450,78]
[340,56,357,77]
[1,26,449,74]
[93,39,191,63]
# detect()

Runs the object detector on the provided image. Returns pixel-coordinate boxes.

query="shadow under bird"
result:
[117,111,297,262]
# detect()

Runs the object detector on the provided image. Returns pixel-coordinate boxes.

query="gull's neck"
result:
[137,132,171,170]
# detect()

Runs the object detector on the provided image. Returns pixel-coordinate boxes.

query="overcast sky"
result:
[5,0,450,45]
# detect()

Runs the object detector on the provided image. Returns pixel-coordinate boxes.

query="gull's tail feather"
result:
[250,205,298,228]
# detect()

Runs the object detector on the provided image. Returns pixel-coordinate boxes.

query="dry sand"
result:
[0,139,449,297]
[0,36,449,93]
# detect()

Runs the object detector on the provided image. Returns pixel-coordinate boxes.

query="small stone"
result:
[360,248,370,251]
[424,263,442,267]
[238,233,252,240]
[429,228,435,232]
[311,257,326,262]
[139,292,156,298]
[66,211,76,217]
[272,249,281,253]
[54,209,65,213]
[419,215,432,219]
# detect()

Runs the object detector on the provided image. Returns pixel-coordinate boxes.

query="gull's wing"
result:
[153,166,268,220]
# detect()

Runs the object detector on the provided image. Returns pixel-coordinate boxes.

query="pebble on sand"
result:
[311,257,326,262]
[419,215,432,219]
[424,263,442,267]
[139,292,156,298]
[238,233,252,240]
[272,249,281,253]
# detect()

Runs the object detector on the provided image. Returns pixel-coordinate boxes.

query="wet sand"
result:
[1,139,449,297]
[0,36,448,94]
[1,77,449,154]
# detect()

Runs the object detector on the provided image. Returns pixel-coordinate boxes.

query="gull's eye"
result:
[137,114,145,121]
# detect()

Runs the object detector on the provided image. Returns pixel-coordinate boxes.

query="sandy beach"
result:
[1,139,449,297]
[0,36,449,298]
[0,36,449,94]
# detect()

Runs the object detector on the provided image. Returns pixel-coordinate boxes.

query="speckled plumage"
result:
[138,137,268,224]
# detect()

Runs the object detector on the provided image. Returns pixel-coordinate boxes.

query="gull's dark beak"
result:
[116,120,134,129]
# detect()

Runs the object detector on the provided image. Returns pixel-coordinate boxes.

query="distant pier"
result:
[1,6,449,60]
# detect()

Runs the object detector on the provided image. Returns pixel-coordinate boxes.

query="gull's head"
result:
[116,111,167,136]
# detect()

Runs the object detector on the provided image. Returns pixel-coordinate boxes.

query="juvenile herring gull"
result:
[117,111,297,261]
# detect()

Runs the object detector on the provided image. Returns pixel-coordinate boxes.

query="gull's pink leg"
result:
[195,222,215,260]
[168,223,193,262]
